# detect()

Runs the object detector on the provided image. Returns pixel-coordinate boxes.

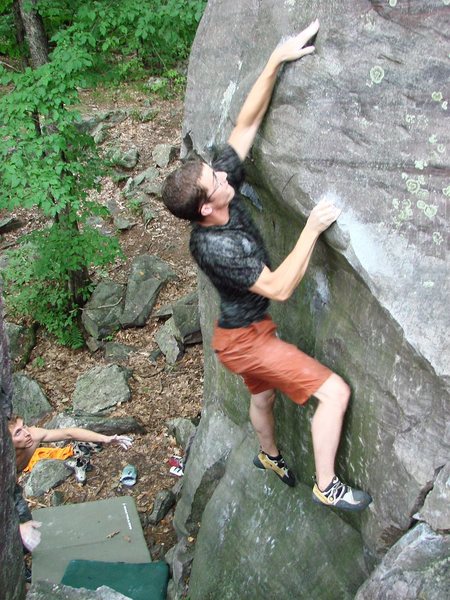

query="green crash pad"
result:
[31,496,151,584]
[61,559,169,600]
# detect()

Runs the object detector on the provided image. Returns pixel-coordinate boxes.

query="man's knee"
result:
[315,374,350,412]
[250,390,275,411]
[335,376,351,412]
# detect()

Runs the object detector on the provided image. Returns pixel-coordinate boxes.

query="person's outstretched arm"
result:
[228,19,319,161]
[30,426,133,450]
[250,199,341,301]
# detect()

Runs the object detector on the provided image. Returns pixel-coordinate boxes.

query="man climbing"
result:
[162,20,371,511]
[9,415,132,474]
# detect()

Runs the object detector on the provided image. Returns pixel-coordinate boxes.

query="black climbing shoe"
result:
[312,476,372,511]
[253,450,296,487]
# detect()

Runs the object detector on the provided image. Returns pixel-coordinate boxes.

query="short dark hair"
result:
[162,160,207,222]
[7,414,22,428]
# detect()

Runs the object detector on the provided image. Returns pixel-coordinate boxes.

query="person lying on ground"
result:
[162,20,371,511]
[8,414,133,473]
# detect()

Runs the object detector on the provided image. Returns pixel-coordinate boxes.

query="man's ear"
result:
[200,202,213,217]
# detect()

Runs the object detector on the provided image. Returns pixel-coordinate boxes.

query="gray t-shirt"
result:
[190,145,270,328]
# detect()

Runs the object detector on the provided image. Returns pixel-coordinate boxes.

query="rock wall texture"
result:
[1,293,26,600]
[172,0,449,598]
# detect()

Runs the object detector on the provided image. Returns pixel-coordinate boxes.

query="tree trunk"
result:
[17,0,49,68]
[14,1,89,304]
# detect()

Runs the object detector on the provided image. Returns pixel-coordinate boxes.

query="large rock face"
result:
[1,301,25,598]
[173,1,450,598]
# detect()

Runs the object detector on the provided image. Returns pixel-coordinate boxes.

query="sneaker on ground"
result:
[64,456,89,485]
[253,451,296,487]
[312,476,372,511]
[73,441,102,458]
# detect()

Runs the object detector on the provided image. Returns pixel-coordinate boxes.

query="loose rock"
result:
[24,459,72,497]
[148,489,176,525]
[81,280,125,340]
[12,373,52,424]
[72,365,131,413]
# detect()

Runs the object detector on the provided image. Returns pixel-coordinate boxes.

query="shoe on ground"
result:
[312,476,372,511]
[253,450,296,487]
[73,441,101,458]
[64,456,89,485]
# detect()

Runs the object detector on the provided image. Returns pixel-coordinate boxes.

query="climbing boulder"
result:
[175,0,449,596]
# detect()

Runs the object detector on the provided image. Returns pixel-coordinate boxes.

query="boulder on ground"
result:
[45,412,145,435]
[123,166,159,198]
[165,538,195,600]
[113,215,136,231]
[155,318,184,364]
[355,523,450,600]
[120,255,176,328]
[72,365,131,413]
[6,322,36,370]
[81,280,125,340]
[172,302,201,345]
[0,216,22,233]
[152,143,176,168]
[167,417,197,449]
[104,342,137,362]
[12,373,52,424]
[109,147,139,169]
[24,459,72,497]
[26,581,132,600]
[155,291,198,318]
[148,489,176,525]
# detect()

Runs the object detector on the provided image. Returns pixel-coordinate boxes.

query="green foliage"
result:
[127,197,143,214]
[0,0,206,345]
[45,0,206,82]
[0,44,122,346]
[0,1,20,57]
[3,225,121,348]
[32,356,45,368]
[148,69,187,99]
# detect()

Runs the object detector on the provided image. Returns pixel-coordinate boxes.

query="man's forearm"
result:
[249,198,340,301]
[271,226,319,299]
[39,427,109,444]
[234,54,284,132]
[228,20,319,160]
[64,428,109,443]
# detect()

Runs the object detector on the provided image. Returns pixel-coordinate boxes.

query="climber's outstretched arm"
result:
[250,199,340,301]
[228,19,319,161]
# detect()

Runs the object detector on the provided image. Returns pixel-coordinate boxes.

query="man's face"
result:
[9,419,33,449]
[198,164,235,213]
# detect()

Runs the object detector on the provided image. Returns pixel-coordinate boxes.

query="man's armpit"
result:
[248,265,278,300]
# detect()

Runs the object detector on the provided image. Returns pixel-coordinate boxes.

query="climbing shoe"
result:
[253,450,296,487]
[312,476,372,511]
[64,456,90,485]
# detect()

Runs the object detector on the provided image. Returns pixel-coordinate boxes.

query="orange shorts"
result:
[212,315,332,405]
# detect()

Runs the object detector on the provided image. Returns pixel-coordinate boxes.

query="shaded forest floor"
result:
[5,84,204,559]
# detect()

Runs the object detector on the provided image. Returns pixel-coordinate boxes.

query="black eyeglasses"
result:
[206,171,221,202]
[198,170,221,214]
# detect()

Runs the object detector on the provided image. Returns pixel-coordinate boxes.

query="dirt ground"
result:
[4,87,204,560]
